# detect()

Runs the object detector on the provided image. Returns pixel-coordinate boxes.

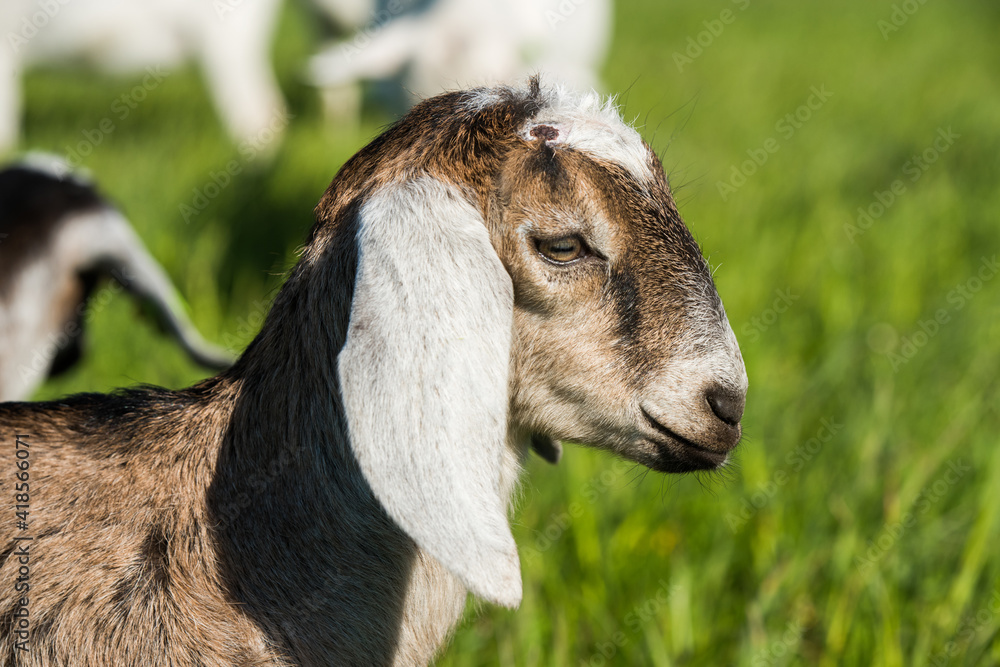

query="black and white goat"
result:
[0,156,231,401]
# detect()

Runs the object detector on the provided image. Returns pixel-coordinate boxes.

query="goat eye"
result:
[537,236,585,264]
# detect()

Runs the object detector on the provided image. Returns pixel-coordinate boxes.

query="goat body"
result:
[0,79,747,665]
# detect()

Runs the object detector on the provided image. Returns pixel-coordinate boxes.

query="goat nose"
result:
[705,385,744,426]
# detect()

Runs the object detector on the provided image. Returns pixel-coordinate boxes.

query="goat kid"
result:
[0,79,746,666]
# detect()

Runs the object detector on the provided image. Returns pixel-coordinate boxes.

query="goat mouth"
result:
[639,407,728,472]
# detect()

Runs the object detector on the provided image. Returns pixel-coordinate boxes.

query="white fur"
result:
[310,0,374,29]
[521,84,653,184]
[338,177,521,607]
[0,243,57,401]
[1,208,125,399]
[17,151,88,183]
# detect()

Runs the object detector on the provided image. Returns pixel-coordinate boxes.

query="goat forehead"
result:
[490,82,654,183]
[527,124,652,184]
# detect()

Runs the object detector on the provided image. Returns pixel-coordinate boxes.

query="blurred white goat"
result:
[0,0,287,153]
[0,0,610,153]
[308,0,612,114]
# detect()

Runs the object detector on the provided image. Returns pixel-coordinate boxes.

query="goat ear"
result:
[337,177,521,608]
[531,435,563,465]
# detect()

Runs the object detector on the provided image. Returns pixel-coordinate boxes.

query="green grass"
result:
[15,0,1000,664]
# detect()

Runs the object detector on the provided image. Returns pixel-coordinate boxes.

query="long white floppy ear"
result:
[337,176,521,608]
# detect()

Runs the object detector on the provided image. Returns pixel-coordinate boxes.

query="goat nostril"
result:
[706,386,744,426]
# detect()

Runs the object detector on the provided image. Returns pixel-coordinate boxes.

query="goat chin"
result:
[0,77,746,666]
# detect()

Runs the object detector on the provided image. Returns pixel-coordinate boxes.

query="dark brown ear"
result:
[531,435,563,464]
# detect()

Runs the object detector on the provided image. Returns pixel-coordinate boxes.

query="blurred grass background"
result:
[13,0,1000,664]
